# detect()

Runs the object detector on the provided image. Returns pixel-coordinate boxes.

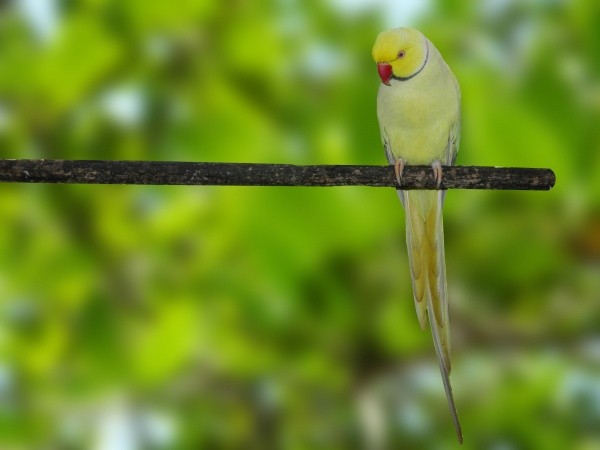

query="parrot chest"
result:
[377,75,458,165]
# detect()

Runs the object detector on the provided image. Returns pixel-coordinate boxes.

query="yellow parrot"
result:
[372,27,462,443]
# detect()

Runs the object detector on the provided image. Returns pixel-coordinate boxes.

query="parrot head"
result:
[372,27,429,85]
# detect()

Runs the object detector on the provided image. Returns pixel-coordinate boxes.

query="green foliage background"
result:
[1,0,599,448]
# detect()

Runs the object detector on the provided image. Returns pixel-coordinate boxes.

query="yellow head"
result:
[372,27,429,85]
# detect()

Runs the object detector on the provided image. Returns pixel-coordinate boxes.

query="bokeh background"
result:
[1,0,599,448]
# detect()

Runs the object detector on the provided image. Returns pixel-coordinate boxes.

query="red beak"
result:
[377,63,393,86]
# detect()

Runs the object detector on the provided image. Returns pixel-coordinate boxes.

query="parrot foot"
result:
[394,158,406,187]
[431,160,443,188]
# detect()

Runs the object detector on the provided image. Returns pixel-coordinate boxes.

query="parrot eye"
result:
[398,50,406,58]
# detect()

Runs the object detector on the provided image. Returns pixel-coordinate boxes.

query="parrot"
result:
[372,27,462,443]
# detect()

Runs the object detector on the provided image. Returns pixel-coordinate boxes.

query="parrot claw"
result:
[431,160,443,188]
[394,158,406,187]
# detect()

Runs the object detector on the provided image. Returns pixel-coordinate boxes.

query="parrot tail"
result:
[404,189,463,444]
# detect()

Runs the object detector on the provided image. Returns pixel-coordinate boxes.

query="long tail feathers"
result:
[404,190,463,444]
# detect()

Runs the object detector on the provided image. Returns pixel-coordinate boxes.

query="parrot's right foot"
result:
[394,158,406,186]
[431,160,443,188]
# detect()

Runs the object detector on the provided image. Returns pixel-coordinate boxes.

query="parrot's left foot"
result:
[431,160,443,188]
[394,158,406,186]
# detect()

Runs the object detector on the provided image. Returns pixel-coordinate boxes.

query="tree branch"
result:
[0,159,555,190]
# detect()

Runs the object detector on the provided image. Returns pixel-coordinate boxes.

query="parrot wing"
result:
[382,126,407,207]
[447,112,461,167]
